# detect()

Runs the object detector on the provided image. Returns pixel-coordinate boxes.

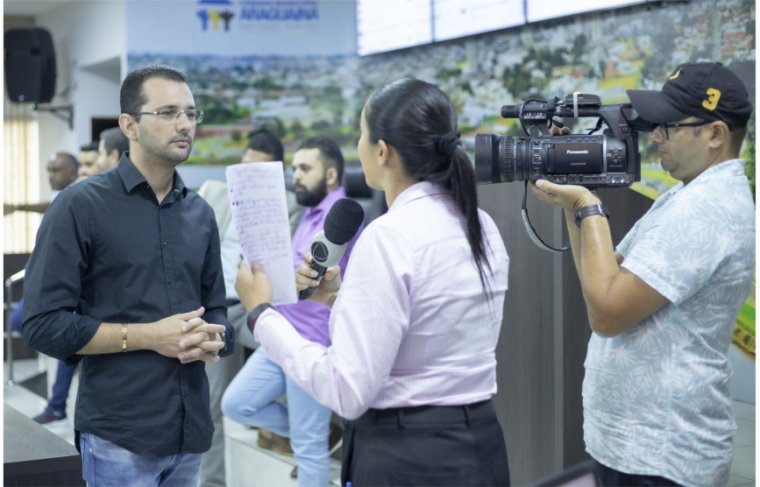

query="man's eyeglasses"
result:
[133,109,204,124]
[653,120,710,139]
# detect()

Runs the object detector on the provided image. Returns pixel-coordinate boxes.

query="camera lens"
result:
[474,134,500,183]
[475,133,530,183]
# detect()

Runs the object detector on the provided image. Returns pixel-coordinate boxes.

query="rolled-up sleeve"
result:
[22,192,101,362]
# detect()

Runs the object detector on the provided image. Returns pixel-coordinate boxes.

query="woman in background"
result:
[237,78,510,486]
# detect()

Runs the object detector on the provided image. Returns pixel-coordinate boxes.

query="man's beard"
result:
[295,177,328,207]
[136,128,194,166]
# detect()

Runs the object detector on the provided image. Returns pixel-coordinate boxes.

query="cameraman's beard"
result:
[295,177,328,207]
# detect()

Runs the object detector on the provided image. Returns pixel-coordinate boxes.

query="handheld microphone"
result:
[298,198,364,300]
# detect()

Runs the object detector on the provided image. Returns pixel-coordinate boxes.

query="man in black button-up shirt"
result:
[23,65,235,486]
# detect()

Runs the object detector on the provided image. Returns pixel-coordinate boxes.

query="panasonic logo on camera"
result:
[566,150,590,154]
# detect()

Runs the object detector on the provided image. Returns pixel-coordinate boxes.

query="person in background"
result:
[77,142,100,180]
[96,126,131,172]
[22,65,234,487]
[4,151,78,215]
[222,136,355,487]
[242,128,304,232]
[235,79,511,486]
[530,62,754,486]
[31,340,78,427]
[198,128,290,487]
[243,129,284,165]
[7,151,80,426]
[32,131,127,427]
[240,129,302,464]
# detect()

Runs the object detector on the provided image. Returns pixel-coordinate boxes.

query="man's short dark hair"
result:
[80,142,99,152]
[99,127,131,157]
[296,135,344,182]
[120,65,188,119]
[55,151,79,170]
[247,129,284,162]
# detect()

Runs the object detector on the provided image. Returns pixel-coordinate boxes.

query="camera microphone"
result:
[298,198,364,300]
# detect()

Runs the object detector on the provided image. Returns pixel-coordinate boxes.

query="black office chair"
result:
[341,161,387,226]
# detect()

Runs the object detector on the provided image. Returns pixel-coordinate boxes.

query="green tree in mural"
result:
[311,120,332,134]
[572,34,588,65]
[437,66,462,82]
[644,21,677,80]
[319,85,346,127]
[744,119,755,200]
[196,94,250,125]
[259,119,286,139]
[252,76,283,90]
[290,120,306,140]
[502,65,533,98]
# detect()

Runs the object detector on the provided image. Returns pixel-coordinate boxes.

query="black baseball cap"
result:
[627,62,752,130]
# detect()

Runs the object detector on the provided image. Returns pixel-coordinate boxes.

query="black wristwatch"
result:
[574,203,609,227]
[218,329,230,356]
[246,303,275,333]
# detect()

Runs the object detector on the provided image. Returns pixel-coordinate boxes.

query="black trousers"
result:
[341,399,510,487]
[598,462,681,487]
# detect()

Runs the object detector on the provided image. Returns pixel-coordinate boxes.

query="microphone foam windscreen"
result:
[324,198,364,245]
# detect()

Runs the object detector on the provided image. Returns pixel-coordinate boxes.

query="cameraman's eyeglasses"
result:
[654,120,709,139]
[133,109,204,124]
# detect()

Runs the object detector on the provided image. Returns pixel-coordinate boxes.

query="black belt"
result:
[225,299,241,307]
[349,399,494,427]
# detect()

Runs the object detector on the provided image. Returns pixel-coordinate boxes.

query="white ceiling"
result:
[4,0,78,18]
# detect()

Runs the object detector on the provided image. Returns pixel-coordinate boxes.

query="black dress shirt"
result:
[22,154,234,456]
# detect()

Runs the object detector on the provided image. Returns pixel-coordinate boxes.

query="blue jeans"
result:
[48,360,76,414]
[221,348,332,487]
[79,432,201,487]
[9,297,24,334]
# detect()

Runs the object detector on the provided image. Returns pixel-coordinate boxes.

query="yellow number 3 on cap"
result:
[703,88,721,111]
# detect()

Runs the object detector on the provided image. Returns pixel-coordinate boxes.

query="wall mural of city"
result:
[128,0,755,359]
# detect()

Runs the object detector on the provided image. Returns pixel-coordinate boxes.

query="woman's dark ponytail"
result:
[365,79,492,290]
[435,131,462,158]
[432,134,492,291]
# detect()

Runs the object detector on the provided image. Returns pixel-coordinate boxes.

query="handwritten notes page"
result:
[226,162,297,305]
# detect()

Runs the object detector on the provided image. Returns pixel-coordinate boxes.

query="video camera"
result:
[474,93,654,188]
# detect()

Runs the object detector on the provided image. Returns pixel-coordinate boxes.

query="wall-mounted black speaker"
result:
[4,27,57,103]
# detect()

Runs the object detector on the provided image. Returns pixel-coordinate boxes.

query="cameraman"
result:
[531,62,754,486]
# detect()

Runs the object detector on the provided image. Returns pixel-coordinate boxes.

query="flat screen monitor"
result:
[357,0,432,56]
[357,0,646,56]
[433,0,524,42]
[527,0,647,23]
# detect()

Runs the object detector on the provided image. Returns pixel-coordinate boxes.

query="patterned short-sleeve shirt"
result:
[584,159,755,487]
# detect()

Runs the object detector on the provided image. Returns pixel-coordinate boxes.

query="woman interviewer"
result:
[237,78,510,486]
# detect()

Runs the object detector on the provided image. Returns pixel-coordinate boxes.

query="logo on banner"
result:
[197,0,235,32]
[239,0,319,23]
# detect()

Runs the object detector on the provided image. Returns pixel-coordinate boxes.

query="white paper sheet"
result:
[226,162,297,305]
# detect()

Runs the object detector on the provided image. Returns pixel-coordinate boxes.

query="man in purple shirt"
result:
[222,136,360,487]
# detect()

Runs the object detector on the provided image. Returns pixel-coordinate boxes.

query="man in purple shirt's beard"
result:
[222,136,361,487]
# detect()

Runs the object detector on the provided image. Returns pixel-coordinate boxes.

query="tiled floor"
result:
[3,358,756,486]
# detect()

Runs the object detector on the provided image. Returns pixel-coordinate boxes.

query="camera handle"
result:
[521,181,570,253]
